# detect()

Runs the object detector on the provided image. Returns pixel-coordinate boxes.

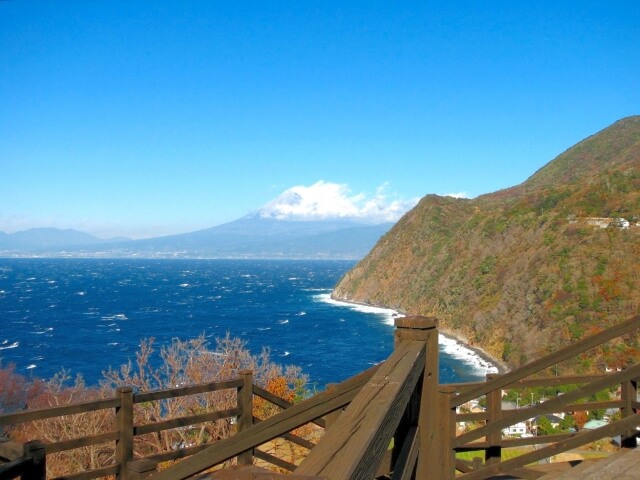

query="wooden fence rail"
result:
[0,373,295,480]
[441,314,640,480]
[1,314,638,480]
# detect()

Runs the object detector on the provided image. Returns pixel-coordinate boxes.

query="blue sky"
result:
[2,1,639,239]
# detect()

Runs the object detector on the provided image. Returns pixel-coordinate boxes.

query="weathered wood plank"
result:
[21,440,46,480]
[391,426,419,480]
[457,415,640,480]
[485,374,502,466]
[296,341,425,480]
[453,314,640,406]
[460,432,574,450]
[510,374,611,387]
[0,397,119,426]
[116,386,133,480]
[50,464,119,480]
[253,385,326,428]
[414,319,439,480]
[456,363,640,447]
[45,431,119,454]
[143,442,212,464]
[145,364,378,480]
[236,370,254,465]
[456,412,489,422]
[251,417,316,450]
[254,448,297,472]
[133,379,242,404]
[134,407,239,436]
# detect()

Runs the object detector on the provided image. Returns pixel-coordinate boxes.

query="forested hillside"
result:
[333,116,640,372]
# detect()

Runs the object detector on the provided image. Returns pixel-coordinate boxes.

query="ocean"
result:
[0,258,494,389]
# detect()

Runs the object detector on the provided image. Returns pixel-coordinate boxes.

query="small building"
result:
[586,217,612,228]
[610,218,630,229]
[531,414,564,434]
[502,422,528,437]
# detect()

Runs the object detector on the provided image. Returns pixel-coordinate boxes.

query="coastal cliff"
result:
[333,116,640,372]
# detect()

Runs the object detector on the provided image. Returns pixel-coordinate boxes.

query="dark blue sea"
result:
[0,259,492,389]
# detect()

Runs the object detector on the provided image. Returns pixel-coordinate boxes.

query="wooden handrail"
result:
[146,364,379,480]
[296,340,426,478]
[1,314,637,480]
[133,407,239,436]
[252,385,326,429]
[453,314,640,406]
[133,378,242,403]
[0,376,261,480]
[457,414,640,480]
[455,362,640,447]
[0,398,120,426]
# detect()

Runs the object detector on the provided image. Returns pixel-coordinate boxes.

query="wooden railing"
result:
[443,314,640,480]
[1,315,638,480]
[0,371,322,480]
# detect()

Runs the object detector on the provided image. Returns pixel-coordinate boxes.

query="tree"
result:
[7,333,309,476]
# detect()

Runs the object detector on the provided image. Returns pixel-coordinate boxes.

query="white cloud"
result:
[258,181,418,223]
[442,192,469,199]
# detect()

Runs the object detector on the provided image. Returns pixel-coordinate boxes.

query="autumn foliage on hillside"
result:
[0,334,307,478]
[334,116,640,372]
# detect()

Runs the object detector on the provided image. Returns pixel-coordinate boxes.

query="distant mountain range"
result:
[0,216,393,259]
[334,116,640,372]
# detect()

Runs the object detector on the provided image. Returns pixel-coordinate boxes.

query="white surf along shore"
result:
[315,293,500,376]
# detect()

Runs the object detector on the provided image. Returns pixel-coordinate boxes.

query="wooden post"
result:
[22,440,46,480]
[434,386,456,480]
[394,316,438,480]
[237,370,254,465]
[116,386,134,480]
[620,372,638,448]
[485,374,502,465]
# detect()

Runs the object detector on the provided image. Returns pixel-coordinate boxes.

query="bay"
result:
[0,258,492,389]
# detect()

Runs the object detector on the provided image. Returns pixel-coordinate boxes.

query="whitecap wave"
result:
[26,364,37,370]
[439,334,498,375]
[102,314,128,321]
[316,294,498,375]
[314,293,398,326]
[0,341,19,350]
[278,319,289,325]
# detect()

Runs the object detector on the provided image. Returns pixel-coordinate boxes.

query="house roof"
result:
[532,414,563,424]
[583,419,608,430]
